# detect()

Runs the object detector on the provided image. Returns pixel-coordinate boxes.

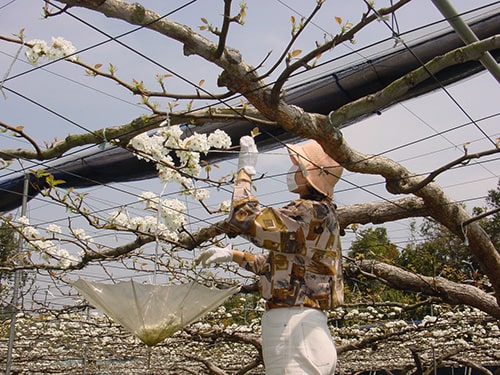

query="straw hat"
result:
[286,141,343,199]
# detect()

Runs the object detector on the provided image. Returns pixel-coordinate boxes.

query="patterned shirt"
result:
[227,174,344,310]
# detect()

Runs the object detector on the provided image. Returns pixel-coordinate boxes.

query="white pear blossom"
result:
[16,215,30,226]
[54,248,79,268]
[108,211,130,228]
[28,238,80,268]
[177,149,201,174]
[185,133,209,153]
[127,126,232,218]
[130,215,156,232]
[158,124,183,146]
[47,36,76,59]
[46,224,62,235]
[159,199,186,227]
[128,126,231,181]
[6,304,499,373]
[158,164,184,184]
[219,199,231,213]
[25,39,49,64]
[25,37,76,65]
[208,129,232,149]
[108,196,185,240]
[72,228,94,243]
[30,239,57,253]
[22,225,39,238]
[191,188,210,201]
[128,133,154,160]
[139,191,160,209]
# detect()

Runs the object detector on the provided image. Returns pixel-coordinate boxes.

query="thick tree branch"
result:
[350,259,500,318]
[176,197,430,250]
[0,115,166,161]
[53,0,248,72]
[336,196,429,231]
[0,106,270,161]
[326,35,500,130]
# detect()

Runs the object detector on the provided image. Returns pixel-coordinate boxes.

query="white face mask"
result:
[287,164,299,192]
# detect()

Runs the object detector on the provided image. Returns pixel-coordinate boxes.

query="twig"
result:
[258,0,324,81]
[0,121,43,158]
[462,207,500,227]
[214,0,232,59]
[399,147,500,194]
[269,0,411,103]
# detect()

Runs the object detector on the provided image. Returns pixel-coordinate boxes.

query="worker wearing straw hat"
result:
[196,136,344,375]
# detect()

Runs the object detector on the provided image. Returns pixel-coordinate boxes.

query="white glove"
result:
[237,136,258,176]
[195,244,233,267]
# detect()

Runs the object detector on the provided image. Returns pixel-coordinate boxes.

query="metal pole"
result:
[431,0,500,83]
[83,307,89,375]
[6,173,29,375]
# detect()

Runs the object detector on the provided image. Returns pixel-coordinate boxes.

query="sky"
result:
[0,0,499,307]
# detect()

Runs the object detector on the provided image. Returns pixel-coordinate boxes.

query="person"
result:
[195,136,344,375]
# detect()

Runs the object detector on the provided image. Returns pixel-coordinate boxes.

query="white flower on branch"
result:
[158,199,186,228]
[185,133,209,153]
[29,238,79,268]
[46,224,62,235]
[129,216,179,241]
[22,225,39,239]
[30,239,57,254]
[128,126,232,205]
[158,125,183,147]
[191,187,209,201]
[47,36,76,60]
[128,133,155,161]
[208,129,232,149]
[139,191,158,208]
[16,215,30,226]
[129,125,231,177]
[24,39,48,64]
[108,194,185,241]
[219,199,231,213]
[25,37,76,65]
[72,228,94,243]
[107,210,130,228]
[139,192,186,228]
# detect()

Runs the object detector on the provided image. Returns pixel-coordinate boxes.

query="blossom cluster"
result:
[14,216,86,268]
[112,124,233,248]
[129,123,231,201]
[107,192,187,242]
[128,124,231,202]
[25,36,77,65]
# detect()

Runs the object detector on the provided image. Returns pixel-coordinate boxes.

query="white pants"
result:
[261,306,337,375]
